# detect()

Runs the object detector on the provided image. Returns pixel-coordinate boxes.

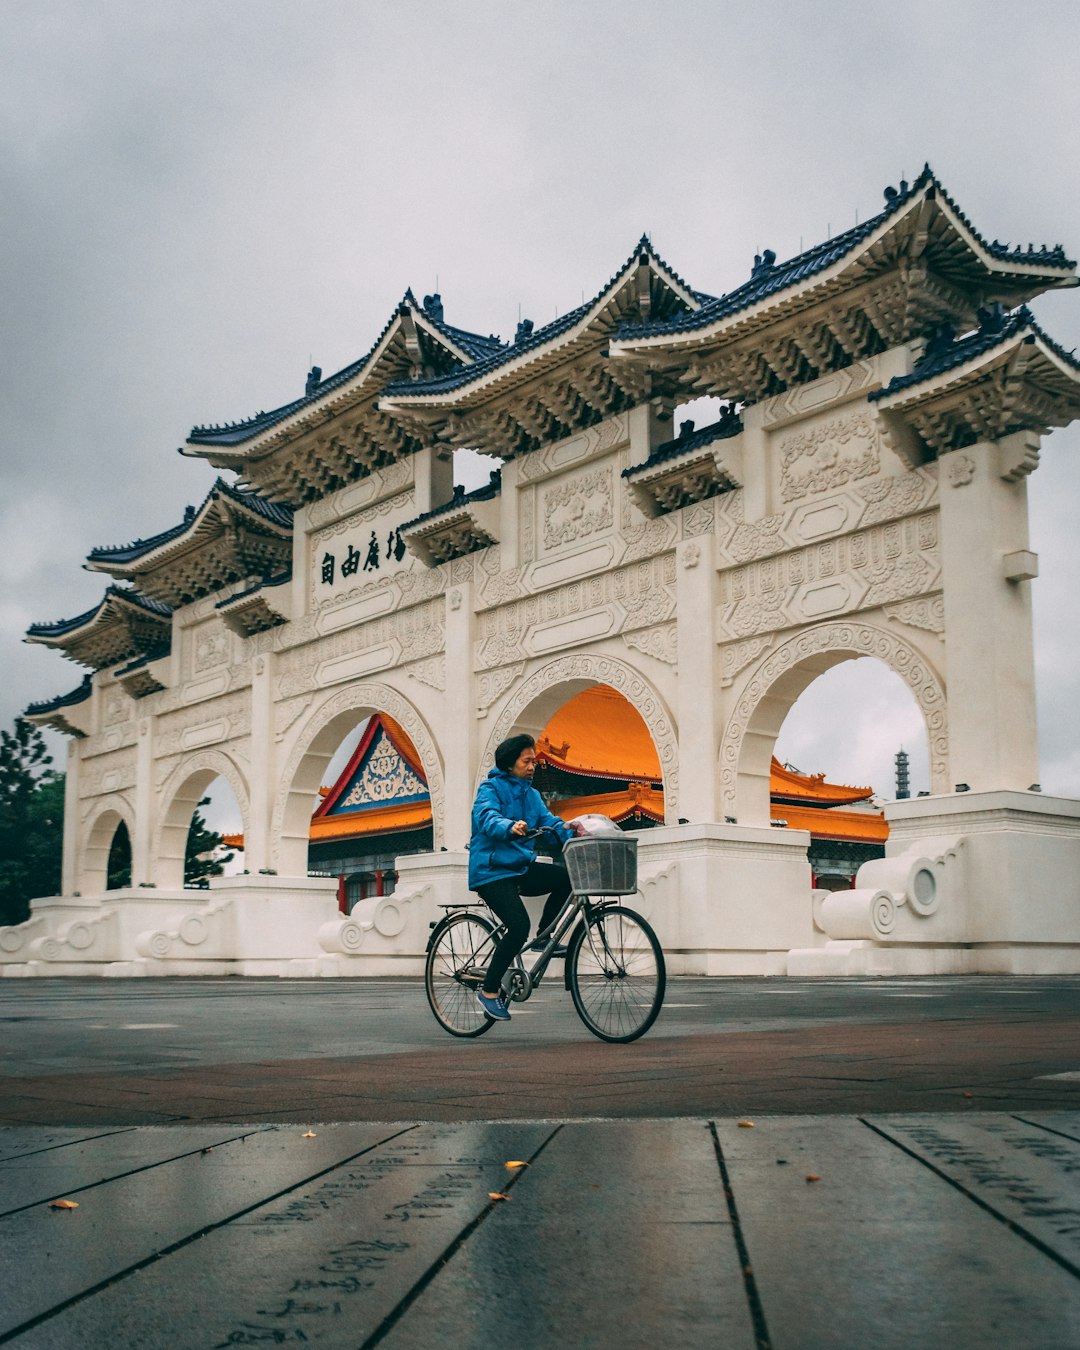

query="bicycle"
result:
[424,829,665,1043]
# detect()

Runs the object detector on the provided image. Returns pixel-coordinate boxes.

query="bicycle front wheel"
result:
[425,911,498,1037]
[567,904,665,1043]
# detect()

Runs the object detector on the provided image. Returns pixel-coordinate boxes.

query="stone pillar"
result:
[736,405,769,521]
[131,715,155,885]
[441,580,475,849]
[675,533,720,822]
[244,651,276,872]
[412,445,454,516]
[937,432,1040,792]
[61,738,82,896]
[497,457,521,571]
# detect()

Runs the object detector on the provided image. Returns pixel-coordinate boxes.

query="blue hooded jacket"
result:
[468,766,574,890]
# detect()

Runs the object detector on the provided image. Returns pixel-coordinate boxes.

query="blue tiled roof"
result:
[25,676,93,717]
[622,409,743,478]
[617,167,1074,344]
[869,306,1080,401]
[187,293,504,448]
[26,587,172,639]
[399,471,502,532]
[87,480,292,565]
[383,236,703,399]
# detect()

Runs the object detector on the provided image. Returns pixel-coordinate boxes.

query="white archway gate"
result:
[14,176,1080,976]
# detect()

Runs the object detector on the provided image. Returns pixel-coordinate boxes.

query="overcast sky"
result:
[4,0,1079,823]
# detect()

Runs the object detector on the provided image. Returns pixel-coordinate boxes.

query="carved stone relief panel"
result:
[623,623,677,667]
[275,597,446,700]
[475,554,676,669]
[719,512,940,639]
[304,458,413,531]
[516,414,628,484]
[539,462,615,555]
[191,624,232,676]
[80,750,137,800]
[775,409,882,504]
[156,691,250,758]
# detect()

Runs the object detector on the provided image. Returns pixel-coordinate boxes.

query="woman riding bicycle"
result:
[469,733,582,1021]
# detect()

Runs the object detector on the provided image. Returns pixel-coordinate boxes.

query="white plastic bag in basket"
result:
[568,814,622,836]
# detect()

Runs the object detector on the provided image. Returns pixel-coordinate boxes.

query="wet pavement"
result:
[1,976,1079,1346]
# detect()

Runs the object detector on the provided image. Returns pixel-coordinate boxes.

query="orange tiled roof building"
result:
[264,685,886,909]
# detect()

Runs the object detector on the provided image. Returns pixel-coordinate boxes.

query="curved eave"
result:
[609,184,1077,360]
[26,591,170,647]
[379,249,702,412]
[873,330,1080,415]
[182,301,486,463]
[86,487,292,580]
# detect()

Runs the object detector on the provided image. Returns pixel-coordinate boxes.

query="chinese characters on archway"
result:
[321,528,406,588]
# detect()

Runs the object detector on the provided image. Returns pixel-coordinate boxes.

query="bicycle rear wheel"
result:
[425,911,499,1037]
[567,903,665,1043]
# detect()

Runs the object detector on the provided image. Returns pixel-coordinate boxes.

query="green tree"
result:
[185,797,233,886]
[107,820,132,890]
[0,718,64,926]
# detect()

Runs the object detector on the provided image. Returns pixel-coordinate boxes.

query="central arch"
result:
[272,681,445,873]
[483,654,679,823]
[719,620,948,824]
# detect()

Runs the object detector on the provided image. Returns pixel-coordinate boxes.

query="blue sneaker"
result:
[476,990,511,1021]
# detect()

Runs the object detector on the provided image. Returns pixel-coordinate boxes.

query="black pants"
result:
[476,861,571,994]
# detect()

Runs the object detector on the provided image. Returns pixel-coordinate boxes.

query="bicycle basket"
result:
[562,834,638,895]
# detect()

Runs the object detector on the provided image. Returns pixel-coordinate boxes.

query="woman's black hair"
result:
[494,733,535,771]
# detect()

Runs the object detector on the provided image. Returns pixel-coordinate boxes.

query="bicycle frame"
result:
[432,890,618,999]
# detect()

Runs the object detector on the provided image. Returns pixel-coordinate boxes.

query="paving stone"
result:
[377,1119,758,1349]
[866,1113,1080,1270]
[0,1125,269,1214]
[6,1123,554,1349]
[0,1123,407,1339]
[715,1115,1080,1349]
[0,1127,137,1165]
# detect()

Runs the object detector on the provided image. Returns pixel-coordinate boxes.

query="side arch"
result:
[79,793,136,896]
[719,620,948,824]
[152,749,251,889]
[271,681,445,873]
[483,653,679,823]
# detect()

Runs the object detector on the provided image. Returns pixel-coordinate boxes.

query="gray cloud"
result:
[4,0,1079,801]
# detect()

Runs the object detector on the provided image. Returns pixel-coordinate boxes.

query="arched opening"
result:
[154,754,249,889]
[720,623,948,828]
[273,684,443,880]
[481,656,678,822]
[304,712,434,912]
[773,658,931,887]
[188,775,244,888]
[81,802,135,896]
[106,820,132,889]
[531,685,666,830]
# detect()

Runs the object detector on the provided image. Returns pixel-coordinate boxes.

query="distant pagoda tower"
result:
[895,749,911,800]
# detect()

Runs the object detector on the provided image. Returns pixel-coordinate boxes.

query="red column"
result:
[337,874,347,914]
[375,869,385,897]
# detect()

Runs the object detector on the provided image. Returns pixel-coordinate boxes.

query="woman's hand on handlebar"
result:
[511,820,530,838]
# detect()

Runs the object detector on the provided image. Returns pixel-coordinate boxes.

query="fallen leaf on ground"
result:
[737,1120,755,1128]
[302,1131,317,1138]
[488,1192,511,1202]
[49,1199,79,1210]
[504,1160,528,1170]
[806,1175,821,1183]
